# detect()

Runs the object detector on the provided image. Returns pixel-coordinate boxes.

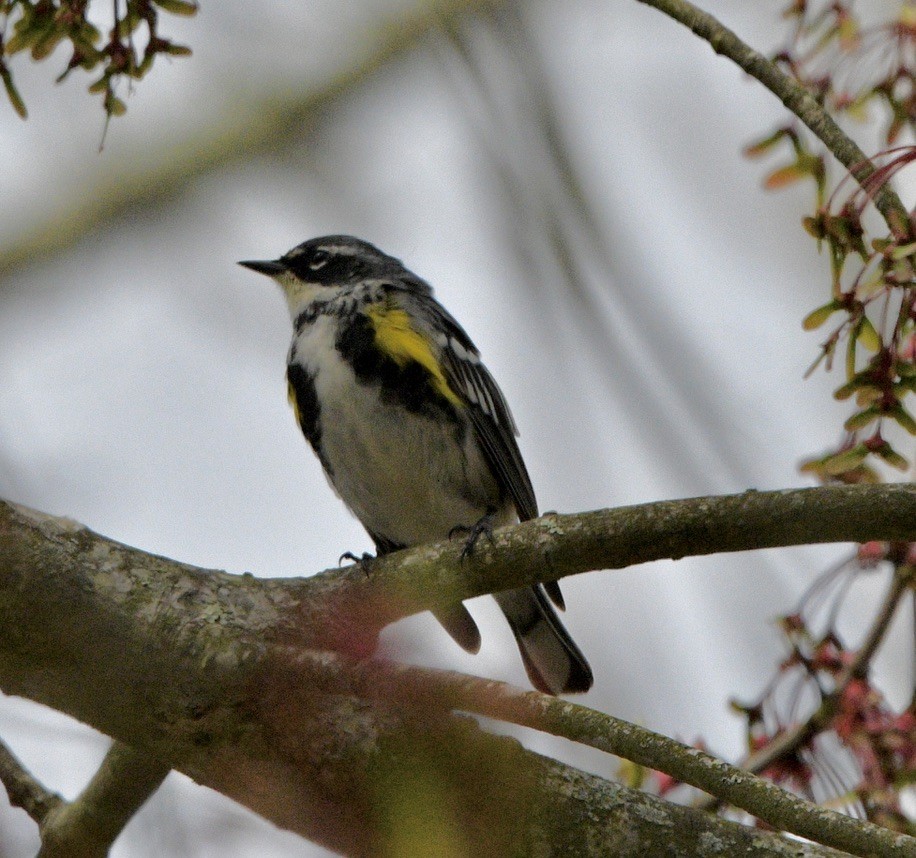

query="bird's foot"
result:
[338,551,376,578]
[449,512,496,559]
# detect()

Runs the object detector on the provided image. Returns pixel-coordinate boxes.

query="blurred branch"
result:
[0,735,63,824]
[433,3,761,493]
[435,6,607,310]
[487,2,608,256]
[306,651,916,858]
[38,742,169,858]
[837,562,912,682]
[0,0,504,280]
[634,0,912,237]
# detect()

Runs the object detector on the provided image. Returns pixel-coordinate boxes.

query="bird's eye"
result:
[309,250,330,270]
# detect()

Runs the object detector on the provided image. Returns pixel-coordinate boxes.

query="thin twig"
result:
[634,0,912,237]
[0,735,63,824]
[843,563,913,681]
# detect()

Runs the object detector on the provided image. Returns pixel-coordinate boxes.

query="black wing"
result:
[413,294,538,522]
[403,289,566,610]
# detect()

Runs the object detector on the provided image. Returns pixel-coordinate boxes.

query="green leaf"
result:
[72,21,102,48]
[874,443,910,471]
[844,406,880,432]
[892,258,914,284]
[30,30,63,61]
[764,164,807,190]
[104,90,127,116]
[153,0,199,15]
[4,30,33,55]
[802,215,822,240]
[834,376,879,401]
[888,403,916,435]
[854,386,883,407]
[856,266,886,300]
[891,241,916,260]
[135,53,155,77]
[846,328,858,379]
[821,445,869,475]
[857,316,882,352]
[802,301,842,331]
[743,129,787,158]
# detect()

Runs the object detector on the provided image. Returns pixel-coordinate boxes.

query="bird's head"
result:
[239,235,407,317]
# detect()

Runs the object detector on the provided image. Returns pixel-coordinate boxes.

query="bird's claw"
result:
[339,551,376,578]
[450,512,496,559]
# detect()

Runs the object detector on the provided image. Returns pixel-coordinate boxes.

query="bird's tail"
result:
[494,586,593,695]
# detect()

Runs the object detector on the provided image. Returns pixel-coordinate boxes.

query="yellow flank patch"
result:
[287,380,302,424]
[366,303,462,406]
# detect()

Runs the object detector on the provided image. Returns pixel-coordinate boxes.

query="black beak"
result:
[238,259,287,276]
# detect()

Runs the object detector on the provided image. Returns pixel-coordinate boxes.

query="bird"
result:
[240,235,592,694]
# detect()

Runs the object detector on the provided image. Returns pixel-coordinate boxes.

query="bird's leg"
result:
[449,510,497,559]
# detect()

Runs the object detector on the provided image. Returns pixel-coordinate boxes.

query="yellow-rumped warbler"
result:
[240,236,592,695]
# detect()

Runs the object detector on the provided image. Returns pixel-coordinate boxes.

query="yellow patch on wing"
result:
[287,380,302,424]
[366,303,462,406]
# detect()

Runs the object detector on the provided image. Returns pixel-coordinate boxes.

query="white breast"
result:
[290,315,508,546]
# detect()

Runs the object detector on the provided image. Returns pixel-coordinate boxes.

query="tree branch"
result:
[292,650,916,858]
[1,493,901,854]
[37,743,170,858]
[2,486,915,663]
[316,484,916,633]
[0,735,63,824]
[633,0,912,236]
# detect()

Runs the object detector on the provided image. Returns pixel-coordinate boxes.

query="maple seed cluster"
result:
[1,0,197,119]
[747,2,916,483]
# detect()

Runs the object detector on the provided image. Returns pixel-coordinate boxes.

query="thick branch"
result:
[634,0,911,236]
[0,496,885,855]
[1,486,914,662]
[293,651,916,858]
